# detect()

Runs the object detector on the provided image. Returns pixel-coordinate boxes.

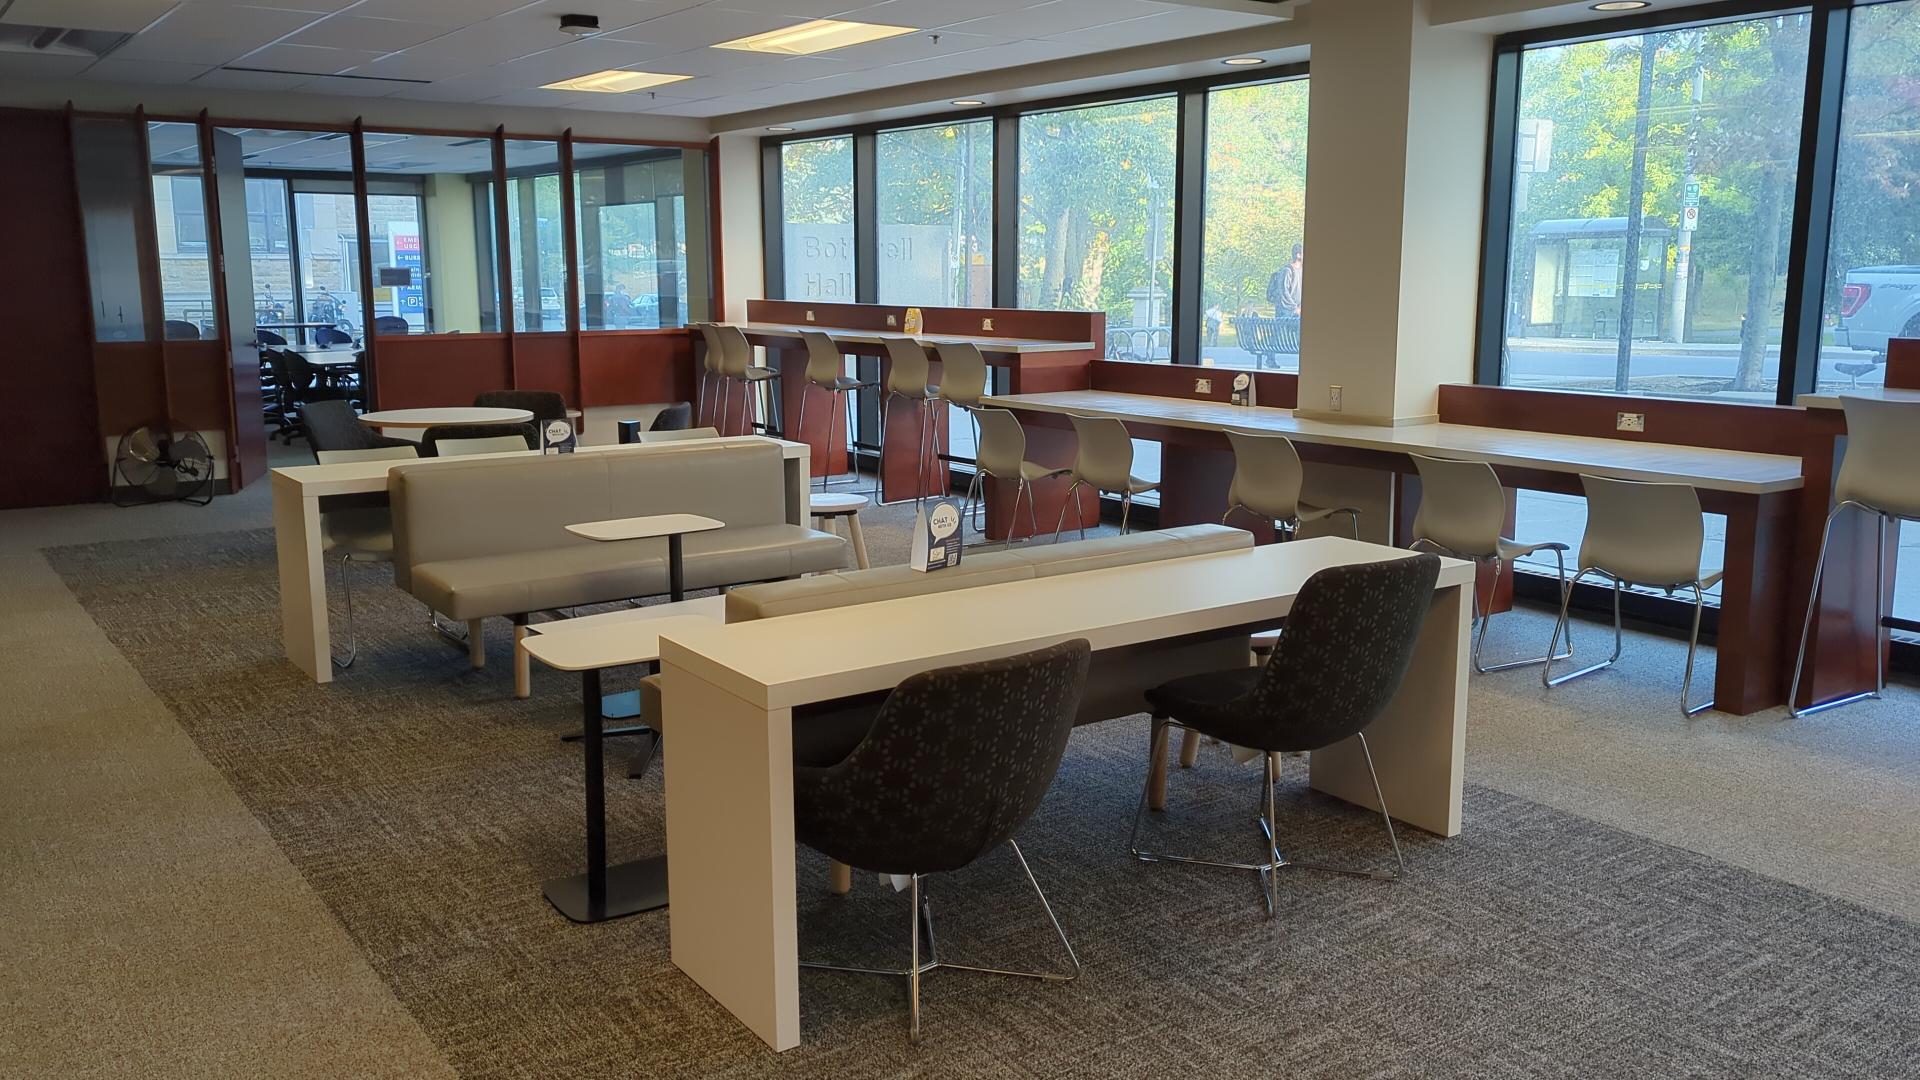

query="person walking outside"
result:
[1267,244,1304,318]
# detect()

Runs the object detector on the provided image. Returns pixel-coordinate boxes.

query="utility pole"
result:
[1614,33,1659,392]
[1670,64,1703,344]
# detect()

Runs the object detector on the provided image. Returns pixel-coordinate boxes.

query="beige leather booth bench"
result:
[390,442,849,696]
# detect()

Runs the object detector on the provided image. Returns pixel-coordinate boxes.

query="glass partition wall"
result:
[763,68,1308,368]
[572,142,705,329]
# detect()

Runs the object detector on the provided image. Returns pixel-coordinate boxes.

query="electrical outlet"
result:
[1329,385,1343,412]
[981,317,994,331]
[804,310,815,322]
[886,314,897,327]
[1195,378,1213,395]
[1616,411,1646,433]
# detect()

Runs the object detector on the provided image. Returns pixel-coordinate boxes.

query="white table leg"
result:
[661,659,801,1051]
[1309,580,1469,837]
[273,474,331,684]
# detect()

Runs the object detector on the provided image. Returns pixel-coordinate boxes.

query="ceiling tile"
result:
[0,0,179,33]
[483,38,683,87]
[821,27,1001,66]
[479,87,598,108]
[82,57,214,85]
[718,0,870,17]
[602,6,809,50]
[0,52,95,77]
[342,0,551,26]
[943,0,1168,39]
[286,14,455,51]
[113,3,326,64]
[838,0,1042,31]
[291,74,408,96]
[238,42,392,74]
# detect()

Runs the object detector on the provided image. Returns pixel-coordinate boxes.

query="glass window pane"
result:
[1499,16,1810,400]
[213,128,356,341]
[573,142,704,329]
[1019,97,1178,362]
[1823,0,1920,391]
[876,121,993,306]
[148,121,215,338]
[73,116,149,342]
[1202,79,1309,372]
[504,139,567,332]
[363,132,500,335]
[779,136,855,302]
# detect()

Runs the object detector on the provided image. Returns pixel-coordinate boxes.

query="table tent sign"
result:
[1231,372,1258,408]
[543,419,577,454]
[910,498,964,572]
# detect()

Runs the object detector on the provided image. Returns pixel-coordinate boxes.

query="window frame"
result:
[1474,0,1859,406]
[759,62,1308,367]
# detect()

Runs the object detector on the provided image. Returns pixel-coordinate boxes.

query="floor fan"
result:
[112,422,216,507]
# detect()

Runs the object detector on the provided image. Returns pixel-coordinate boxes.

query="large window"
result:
[364,132,499,335]
[1019,97,1178,361]
[1201,79,1309,371]
[1824,0,1920,390]
[573,143,701,330]
[1493,14,1811,401]
[504,139,567,333]
[876,121,993,307]
[148,121,215,336]
[779,136,855,303]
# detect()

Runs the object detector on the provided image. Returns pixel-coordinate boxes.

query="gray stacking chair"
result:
[1408,454,1573,673]
[693,323,726,428]
[795,329,877,493]
[1543,475,1722,717]
[962,407,1069,548]
[1789,394,1920,716]
[1052,414,1157,540]
[935,341,992,528]
[713,324,779,437]
[1221,429,1358,540]
[879,336,945,504]
[315,446,417,667]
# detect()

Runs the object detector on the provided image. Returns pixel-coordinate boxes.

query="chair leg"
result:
[1543,569,1622,687]
[330,554,358,670]
[796,388,812,486]
[1051,479,1084,544]
[1146,715,1171,811]
[1119,491,1133,535]
[1680,583,1714,718]
[829,861,851,895]
[1472,550,1575,674]
[1178,729,1201,768]
[468,619,486,668]
[909,872,922,1042]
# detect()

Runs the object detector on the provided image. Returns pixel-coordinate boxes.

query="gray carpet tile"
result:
[42,526,1920,1079]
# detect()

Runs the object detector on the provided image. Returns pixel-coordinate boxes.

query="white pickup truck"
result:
[1837,265,1920,356]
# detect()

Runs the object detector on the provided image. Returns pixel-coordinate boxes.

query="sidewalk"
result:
[1512,335,1873,361]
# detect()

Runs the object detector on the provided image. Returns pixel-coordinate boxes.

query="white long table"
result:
[271,436,810,684]
[655,538,1475,1051]
[736,321,1096,355]
[983,389,1804,494]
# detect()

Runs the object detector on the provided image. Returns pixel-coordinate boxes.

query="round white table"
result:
[357,407,534,429]
[809,492,871,570]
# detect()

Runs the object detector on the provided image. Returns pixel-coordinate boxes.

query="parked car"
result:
[1836,265,1920,357]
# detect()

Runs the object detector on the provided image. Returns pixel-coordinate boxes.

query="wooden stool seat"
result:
[810,492,872,570]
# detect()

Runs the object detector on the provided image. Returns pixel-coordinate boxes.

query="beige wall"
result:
[421,174,483,333]
[713,132,764,322]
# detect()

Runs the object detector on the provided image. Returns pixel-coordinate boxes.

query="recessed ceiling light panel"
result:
[541,70,692,93]
[951,99,985,106]
[1590,1,1650,9]
[1222,56,1265,66]
[714,19,916,56]
[767,126,795,132]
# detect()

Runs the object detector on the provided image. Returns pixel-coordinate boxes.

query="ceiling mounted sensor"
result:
[558,13,600,37]
[714,19,916,56]
[541,69,692,93]
[0,23,133,59]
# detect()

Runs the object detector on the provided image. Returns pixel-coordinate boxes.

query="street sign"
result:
[1682,205,1699,232]
[1684,180,1701,208]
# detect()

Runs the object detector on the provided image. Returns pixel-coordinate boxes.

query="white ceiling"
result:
[0,0,1290,120]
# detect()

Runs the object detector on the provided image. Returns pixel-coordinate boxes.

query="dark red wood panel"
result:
[0,109,103,507]
[1437,383,1807,456]
[1789,411,1892,709]
[1091,359,1299,410]
[373,334,513,409]
[1886,338,1920,389]
[94,343,169,436]
[579,330,694,409]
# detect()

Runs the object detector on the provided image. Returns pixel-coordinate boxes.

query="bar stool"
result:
[809,491,872,570]
[1789,394,1920,717]
[934,342,992,529]
[795,329,877,493]
[1221,429,1359,540]
[692,323,726,428]
[1052,414,1158,540]
[714,323,780,437]
[1408,454,1573,673]
[879,336,944,504]
[963,407,1068,548]
[1542,474,1721,718]
[315,446,418,667]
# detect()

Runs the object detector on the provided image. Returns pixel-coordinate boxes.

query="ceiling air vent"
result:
[0,24,133,59]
